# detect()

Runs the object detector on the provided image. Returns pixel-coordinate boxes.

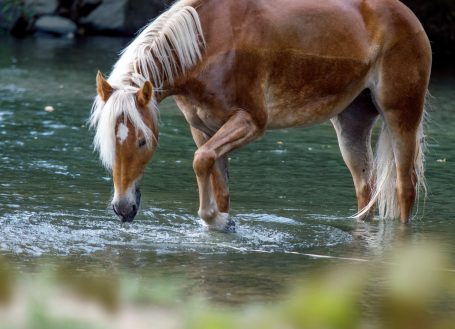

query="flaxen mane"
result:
[90,1,205,169]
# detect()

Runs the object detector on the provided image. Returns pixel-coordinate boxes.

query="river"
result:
[0,35,454,304]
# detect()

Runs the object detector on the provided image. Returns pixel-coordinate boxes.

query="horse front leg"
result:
[192,110,260,232]
[190,127,230,214]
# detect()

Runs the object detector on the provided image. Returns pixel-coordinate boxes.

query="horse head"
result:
[94,71,158,222]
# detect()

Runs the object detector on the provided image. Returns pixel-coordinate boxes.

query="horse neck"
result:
[109,1,206,102]
[134,3,205,99]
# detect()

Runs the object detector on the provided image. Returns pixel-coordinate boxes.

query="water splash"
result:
[0,209,352,257]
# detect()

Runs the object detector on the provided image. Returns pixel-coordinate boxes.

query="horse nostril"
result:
[132,204,137,214]
[112,204,119,216]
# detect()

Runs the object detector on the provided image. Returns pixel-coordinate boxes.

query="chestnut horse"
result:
[90,0,431,231]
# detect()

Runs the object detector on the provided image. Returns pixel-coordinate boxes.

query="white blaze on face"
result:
[117,123,129,144]
[112,182,137,205]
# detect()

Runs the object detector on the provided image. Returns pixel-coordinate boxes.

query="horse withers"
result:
[90,0,431,231]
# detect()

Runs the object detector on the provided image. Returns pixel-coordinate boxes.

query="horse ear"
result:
[96,71,113,102]
[137,81,153,107]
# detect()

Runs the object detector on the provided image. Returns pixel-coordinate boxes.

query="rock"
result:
[124,0,170,34]
[25,0,58,16]
[79,0,128,32]
[34,15,77,36]
[78,0,170,34]
[74,0,102,18]
[80,0,102,6]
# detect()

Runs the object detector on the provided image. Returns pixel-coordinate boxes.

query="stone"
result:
[25,0,58,16]
[124,0,169,34]
[34,15,77,36]
[79,0,128,32]
[78,0,170,34]
[80,0,102,5]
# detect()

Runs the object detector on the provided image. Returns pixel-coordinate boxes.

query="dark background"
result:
[402,0,455,61]
[1,0,454,62]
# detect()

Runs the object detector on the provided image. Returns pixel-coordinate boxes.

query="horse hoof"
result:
[205,213,236,233]
[223,218,236,233]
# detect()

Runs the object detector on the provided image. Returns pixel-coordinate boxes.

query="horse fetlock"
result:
[193,148,216,176]
[356,182,373,209]
[356,207,375,222]
[198,207,234,232]
[202,212,235,233]
[198,207,217,221]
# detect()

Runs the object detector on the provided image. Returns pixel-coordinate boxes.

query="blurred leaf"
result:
[55,264,120,312]
[0,256,14,305]
[280,266,366,329]
[0,242,454,329]
[120,275,182,305]
[29,302,104,329]
[185,303,236,329]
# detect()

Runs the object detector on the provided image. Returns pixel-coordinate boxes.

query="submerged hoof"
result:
[204,212,236,233]
[222,218,236,233]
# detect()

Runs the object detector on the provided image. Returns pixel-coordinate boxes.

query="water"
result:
[0,34,454,304]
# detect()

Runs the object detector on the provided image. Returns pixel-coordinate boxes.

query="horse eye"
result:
[138,139,147,148]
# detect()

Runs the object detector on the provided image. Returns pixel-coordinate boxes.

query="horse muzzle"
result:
[112,188,141,223]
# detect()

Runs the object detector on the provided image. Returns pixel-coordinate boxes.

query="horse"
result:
[90,0,431,232]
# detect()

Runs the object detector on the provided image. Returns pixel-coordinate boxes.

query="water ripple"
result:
[0,209,352,257]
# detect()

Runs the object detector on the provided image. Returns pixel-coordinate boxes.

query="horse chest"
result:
[195,105,222,129]
[175,97,226,134]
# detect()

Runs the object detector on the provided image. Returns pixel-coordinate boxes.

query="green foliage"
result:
[0,0,22,13]
[0,243,454,329]
[279,268,365,329]
[29,304,104,329]
[185,306,236,329]
[0,0,22,22]
[54,264,121,312]
[0,0,33,29]
[0,256,15,305]
[120,275,183,306]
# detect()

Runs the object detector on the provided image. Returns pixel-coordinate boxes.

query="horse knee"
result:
[193,148,216,176]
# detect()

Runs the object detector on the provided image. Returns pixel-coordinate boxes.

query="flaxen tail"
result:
[355,108,427,220]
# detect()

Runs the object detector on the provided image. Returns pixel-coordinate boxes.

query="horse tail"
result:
[355,98,428,220]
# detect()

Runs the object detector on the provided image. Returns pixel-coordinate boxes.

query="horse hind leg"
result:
[331,91,379,220]
[369,32,431,223]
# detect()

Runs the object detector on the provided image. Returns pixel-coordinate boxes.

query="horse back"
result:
[177,0,430,129]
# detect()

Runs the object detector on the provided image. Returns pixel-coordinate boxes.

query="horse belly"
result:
[265,93,349,129]
[264,55,371,129]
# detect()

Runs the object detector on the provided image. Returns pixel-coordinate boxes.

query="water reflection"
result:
[350,221,401,255]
